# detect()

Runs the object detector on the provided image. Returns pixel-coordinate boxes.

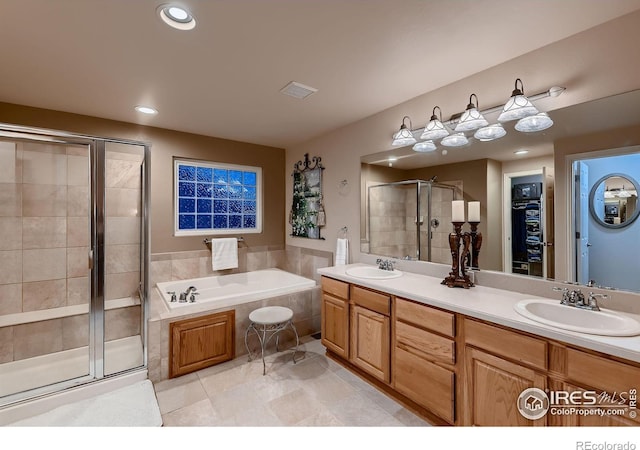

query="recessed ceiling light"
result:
[514,149,529,155]
[135,105,158,115]
[158,4,196,30]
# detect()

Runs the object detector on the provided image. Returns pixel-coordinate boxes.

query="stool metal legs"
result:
[244,320,299,375]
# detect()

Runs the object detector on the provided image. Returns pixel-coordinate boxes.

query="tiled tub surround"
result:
[148,245,331,382]
[0,139,145,400]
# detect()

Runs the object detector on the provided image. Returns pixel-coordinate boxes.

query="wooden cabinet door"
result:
[463,347,547,426]
[321,293,349,359]
[170,310,235,378]
[350,304,390,383]
[560,383,638,426]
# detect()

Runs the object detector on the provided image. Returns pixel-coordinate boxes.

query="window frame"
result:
[173,158,263,236]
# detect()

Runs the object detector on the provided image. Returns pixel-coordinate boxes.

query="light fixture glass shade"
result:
[515,112,553,132]
[454,107,488,132]
[392,116,416,146]
[441,133,469,147]
[413,141,437,152]
[420,118,449,140]
[474,124,506,142]
[498,94,539,122]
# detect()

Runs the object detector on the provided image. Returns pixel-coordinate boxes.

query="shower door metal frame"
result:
[0,123,150,407]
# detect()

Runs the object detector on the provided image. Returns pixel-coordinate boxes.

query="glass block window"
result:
[174,159,262,236]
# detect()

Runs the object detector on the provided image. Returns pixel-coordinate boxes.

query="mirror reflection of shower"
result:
[367,179,460,262]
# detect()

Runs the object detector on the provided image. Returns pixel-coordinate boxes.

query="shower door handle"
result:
[88,249,94,270]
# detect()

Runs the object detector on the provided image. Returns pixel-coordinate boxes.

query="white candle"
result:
[468,201,480,222]
[452,200,465,222]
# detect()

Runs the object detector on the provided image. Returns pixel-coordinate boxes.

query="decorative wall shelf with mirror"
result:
[361,88,640,293]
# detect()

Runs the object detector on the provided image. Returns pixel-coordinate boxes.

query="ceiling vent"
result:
[280,81,317,99]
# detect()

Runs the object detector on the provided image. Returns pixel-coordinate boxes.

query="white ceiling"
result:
[2,0,640,149]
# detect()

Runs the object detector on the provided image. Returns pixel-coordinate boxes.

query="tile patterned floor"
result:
[153,336,431,426]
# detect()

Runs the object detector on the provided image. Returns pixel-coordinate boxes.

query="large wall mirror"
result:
[360,89,640,293]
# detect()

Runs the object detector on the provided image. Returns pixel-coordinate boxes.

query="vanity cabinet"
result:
[393,298,456,423]
[321,276,350,359]
[462,318,548,426]
[349,285,391,383]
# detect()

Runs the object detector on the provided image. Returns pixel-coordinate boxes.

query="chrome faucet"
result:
[552,286,570,305]
[584,292,608,311]
[179,286,197,302]
[552,287,603,311]
[376,258,395,271]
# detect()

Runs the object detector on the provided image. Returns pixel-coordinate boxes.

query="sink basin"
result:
[345,266,403,280]
[514,299,640,336]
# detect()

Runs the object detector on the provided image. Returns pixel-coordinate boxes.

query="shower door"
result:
[0,126,149,407]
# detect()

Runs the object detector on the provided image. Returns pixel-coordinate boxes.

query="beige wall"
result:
[285,11,640,274]
[0,102,286,254]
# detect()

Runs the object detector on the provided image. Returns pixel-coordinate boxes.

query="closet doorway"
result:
[502,167,554,279]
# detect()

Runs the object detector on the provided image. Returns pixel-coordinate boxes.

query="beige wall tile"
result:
[105,146,144,162]
[22,184,66,217]
[23,217,66,249]
[66,155,89,186]
[21,142,66,155]
[105,244,139,274]
[0,283,22,315]
[106,188,141,217]
[23,248,66,282]
[150,259,172,287]
[0,142,19,183]
[105,271,140,300]
[0,326,13,363]
[0,217,22,250]
[246,251,267,271]
[106,217,140,245]
[105,306,141,341]
[21,150,67,185]
[66,145,89,157]
[106,158,141,189]
[171,257,199,280]
[0,250,22,284]
[62,314,89,350]
[67,217,89,247]
[67,276,89,306]
[67,246,90,278]
[13,319,63,360]
[267,249,285,269]
[66,186,88,217]
[22,279,67,312]
[0,183,22,217]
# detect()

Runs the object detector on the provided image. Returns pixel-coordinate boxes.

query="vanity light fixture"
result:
[515,112,553,132]
[441,132,469,147]
[420,106,450,141]
[454,94,488,132]
[135,105,158,115]
[413,140,437,152]
[392,116,417,147]
[498,78,539,122]
[474,123,506,142]
[158,4,196,30]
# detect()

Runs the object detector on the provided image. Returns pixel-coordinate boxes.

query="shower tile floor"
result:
[153,336,431,427]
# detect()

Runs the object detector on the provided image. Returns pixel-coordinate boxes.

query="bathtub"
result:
[156,268,316,310]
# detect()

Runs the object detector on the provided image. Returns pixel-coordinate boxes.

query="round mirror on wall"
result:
[589,174,640,228]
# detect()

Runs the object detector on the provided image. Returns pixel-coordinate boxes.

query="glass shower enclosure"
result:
[0,123,150,407]
[367,179,458,263]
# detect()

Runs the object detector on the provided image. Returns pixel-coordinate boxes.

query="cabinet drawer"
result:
[396,297,455,337]
[394,346,455,424]
[321,276,349,299]
[351,285,390,316]
[396,321,455,365]
[464,319,547,370]
[567,348,640,394]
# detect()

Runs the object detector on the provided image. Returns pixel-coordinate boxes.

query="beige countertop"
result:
[318,263,640,364]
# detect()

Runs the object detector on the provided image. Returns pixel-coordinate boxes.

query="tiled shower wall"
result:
[0,140,141,365]
[147,245,332,382]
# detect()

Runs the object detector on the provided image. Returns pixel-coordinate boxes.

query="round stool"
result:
[244,306,299,375]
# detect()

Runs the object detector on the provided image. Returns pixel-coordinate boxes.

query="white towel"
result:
[335,238,349,265]
[211,238,238,270]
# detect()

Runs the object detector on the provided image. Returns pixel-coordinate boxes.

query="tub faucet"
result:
[179,286,197,302]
